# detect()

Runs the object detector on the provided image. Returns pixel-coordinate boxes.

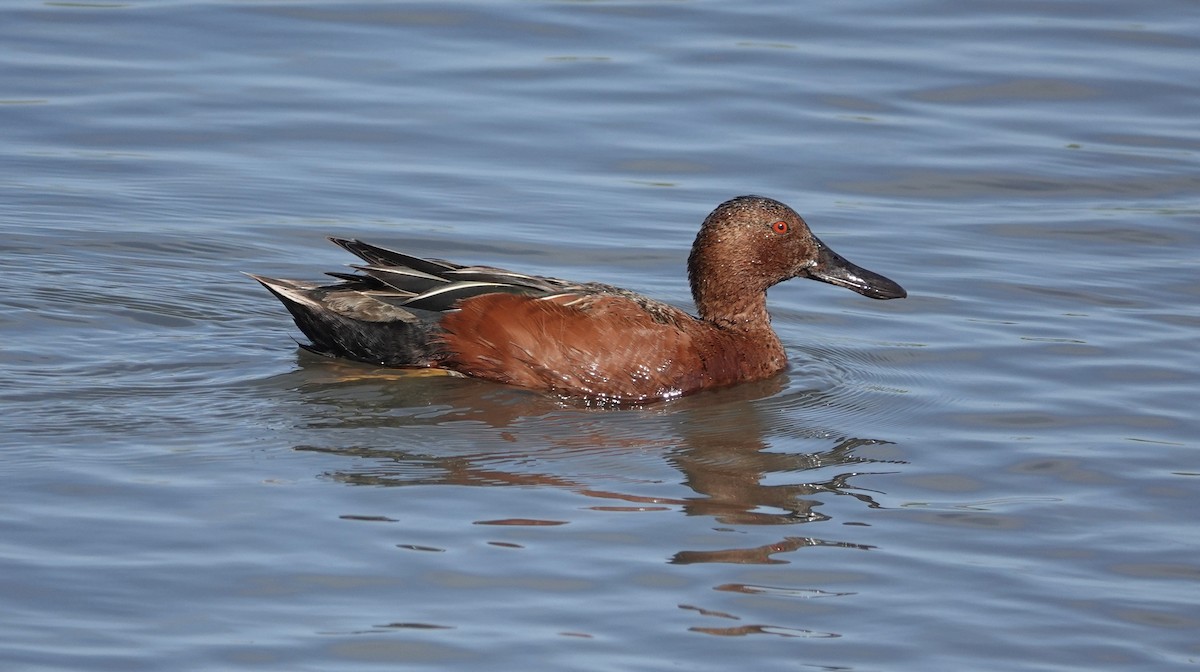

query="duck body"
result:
[250,195,906,403]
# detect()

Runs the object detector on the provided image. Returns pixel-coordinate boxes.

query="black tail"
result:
[246,274,444,367]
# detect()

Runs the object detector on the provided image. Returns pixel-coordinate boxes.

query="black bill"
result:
[807,238,907,300]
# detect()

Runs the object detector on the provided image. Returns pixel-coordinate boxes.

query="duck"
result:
[249,195,905,403]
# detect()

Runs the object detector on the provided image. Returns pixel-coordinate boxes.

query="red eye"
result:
[772,220,789,234]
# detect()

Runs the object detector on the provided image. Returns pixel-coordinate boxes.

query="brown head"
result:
[687,195,906,328]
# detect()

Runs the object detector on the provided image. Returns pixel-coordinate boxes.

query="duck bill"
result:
[807,238,907,300]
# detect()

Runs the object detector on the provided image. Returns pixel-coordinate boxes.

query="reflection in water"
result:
[715,584,855,598]
[668,435,893,526]
[286,360,904,569]
[688,624,839,638]
[670,536,874,566]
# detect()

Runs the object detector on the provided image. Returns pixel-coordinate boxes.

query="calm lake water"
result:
[2,1,1198,670]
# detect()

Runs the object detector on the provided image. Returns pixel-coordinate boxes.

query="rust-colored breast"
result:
[438,293,786,402]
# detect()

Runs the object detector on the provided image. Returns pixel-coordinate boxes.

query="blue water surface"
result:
[1,1,1197,671]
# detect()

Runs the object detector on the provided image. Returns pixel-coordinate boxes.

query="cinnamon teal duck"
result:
[249,195,906,403]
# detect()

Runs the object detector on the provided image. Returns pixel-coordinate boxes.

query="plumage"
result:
[250,195,906,403]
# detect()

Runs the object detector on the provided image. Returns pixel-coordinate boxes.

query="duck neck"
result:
[692,283,772,330]
[688,251,773,330]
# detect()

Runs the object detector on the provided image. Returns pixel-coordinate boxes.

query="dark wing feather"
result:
[401,282,540,312]
[329,238,462,275]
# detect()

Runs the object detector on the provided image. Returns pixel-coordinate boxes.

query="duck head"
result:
[688,195,906,326]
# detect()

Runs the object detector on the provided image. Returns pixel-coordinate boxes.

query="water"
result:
[2,1,1198,670]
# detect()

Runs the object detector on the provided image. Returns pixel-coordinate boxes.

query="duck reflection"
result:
[281,358,902,565]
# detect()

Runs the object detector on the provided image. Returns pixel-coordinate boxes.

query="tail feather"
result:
[246,273,443,367]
